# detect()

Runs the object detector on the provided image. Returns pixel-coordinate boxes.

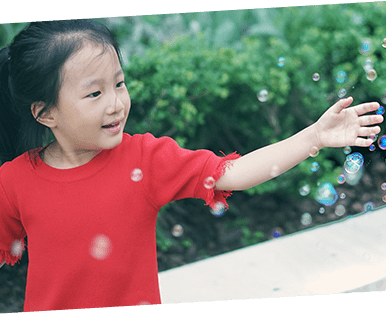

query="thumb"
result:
[332,96,354,114]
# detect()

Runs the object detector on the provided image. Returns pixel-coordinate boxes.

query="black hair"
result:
[0,19,122,164]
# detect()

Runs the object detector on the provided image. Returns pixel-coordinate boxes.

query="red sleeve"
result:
[0,163,26,265]
[138,133,241,210]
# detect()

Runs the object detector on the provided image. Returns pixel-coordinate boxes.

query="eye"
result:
[116,81,125,88]
[87,91,101,98]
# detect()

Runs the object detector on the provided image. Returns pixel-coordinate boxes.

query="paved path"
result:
[158,205,386,303]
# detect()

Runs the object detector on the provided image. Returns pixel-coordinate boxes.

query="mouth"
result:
[102,120,122,129]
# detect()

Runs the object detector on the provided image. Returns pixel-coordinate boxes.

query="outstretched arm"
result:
[215,97,383,191]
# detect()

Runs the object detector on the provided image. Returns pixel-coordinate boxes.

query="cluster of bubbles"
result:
[172,224,184,237]
[89,234,112,260]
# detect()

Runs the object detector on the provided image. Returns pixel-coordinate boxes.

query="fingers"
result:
[357,125,381,137]
[332,97,353,113]
[353,101,381,116]
[354,137,373,147]
[358,114,384,126]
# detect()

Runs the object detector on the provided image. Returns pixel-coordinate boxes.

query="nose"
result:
[107,91,125,115]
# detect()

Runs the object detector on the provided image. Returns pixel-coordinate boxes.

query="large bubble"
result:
[315,182,338,206]
[299,184,311,196]
[344,153,364,174]
[336,70,347,83]
[378,135,386,150]
[257,89,269,102]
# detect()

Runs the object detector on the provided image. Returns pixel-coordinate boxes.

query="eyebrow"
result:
[81,69,124,88]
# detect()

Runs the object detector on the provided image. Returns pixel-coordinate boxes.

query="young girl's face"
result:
[50,42,130,153]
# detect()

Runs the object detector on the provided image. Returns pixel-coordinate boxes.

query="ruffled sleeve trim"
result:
[0,240,25,266]
[204,151,241,210]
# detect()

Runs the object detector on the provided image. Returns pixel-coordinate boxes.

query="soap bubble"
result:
[299,184,311,196]
[90,234,112,260]
[335,205,346,216]
[172,224,183,237]
[272,227,284,238]
[381,183,386,190]
[203,176,215,189]
[382,38,386,48]
[301,213,312,226]
[368,134,378,143]
[343,146,352,155]
[210,202,226,217]
[319,207,325,214]
[312,73,320,81]
[309,146,319,157]
[315,182,338,206]
[336,70,347,83]
[360,38,372,55]
[10,240,23,257]
[383,196,386,203]
[310,162,319,172]
[257,89,269,102]
[337,174,346,184]
[340,193,346,199]
[344,153,364,174]
[363,201,375,212]
[378,135,386,150]
[369,144,376,151]
[376,106,385,115]
[363,58,374,72]
[338,88,347,98]
[277,57,286,67]
[366,69,377,82]
[131,168,143,182]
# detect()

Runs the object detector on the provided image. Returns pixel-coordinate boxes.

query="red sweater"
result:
[0,133,240,312]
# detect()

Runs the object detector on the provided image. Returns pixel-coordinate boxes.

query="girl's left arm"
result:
[215,97,383,191]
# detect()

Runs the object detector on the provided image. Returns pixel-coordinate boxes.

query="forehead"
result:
[61,43,121,85]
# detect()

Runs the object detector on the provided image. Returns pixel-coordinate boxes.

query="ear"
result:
[31,102,57,128]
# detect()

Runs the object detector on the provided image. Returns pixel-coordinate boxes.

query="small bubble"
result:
[376,106,385,115]
[340,193,346,199]
[310,162,319,172]
[368,134,378,143]
[301,213,312,226]
[381,183,386,190]
[336,70,347,84]
[131,168,143,182]
[363,58,374,72]
[338,88,347,98]
[378,135,386,150]
[270,165,280,177]
[257,89,269,102]
[10,240,23,257]
[272,227,284,238]
[369,144,376,152]
[363,253,371,261]
[337,174,346,184]
[210,202,226,217]
[366,69,377,82]
[312,73,320,81]
[203,176,215,189]
[90,235,112,260]
[172,224,183,237]
[277,57,286,67]
[319,207,325,214]
[343,146,352,155]
[344,153,364,174]
[299,184,311,196]
[315,182,339,206]
[309,146,319,157]
[360,38,372,55]
[363,201,375,212]
[383,38,386,48]
[335,205,346,216]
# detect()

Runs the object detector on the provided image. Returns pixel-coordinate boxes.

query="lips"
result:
[102,121,120,129]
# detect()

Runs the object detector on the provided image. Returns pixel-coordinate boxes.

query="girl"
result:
[0,19,383,312]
